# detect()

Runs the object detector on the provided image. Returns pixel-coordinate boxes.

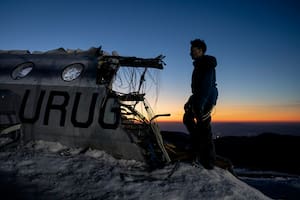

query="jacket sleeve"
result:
[192,67,215,111]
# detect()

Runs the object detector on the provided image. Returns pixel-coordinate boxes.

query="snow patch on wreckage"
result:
[0,47,171,167]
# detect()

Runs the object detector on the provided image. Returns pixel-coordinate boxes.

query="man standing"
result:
[183,39,218,169]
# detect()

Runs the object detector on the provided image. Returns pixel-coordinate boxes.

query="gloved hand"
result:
[184,95,204,115]
[190,95,205,118]
[192,102,204,118]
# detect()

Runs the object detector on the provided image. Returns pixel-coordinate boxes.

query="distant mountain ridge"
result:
[158,122,300,137]
[215,133,300,175]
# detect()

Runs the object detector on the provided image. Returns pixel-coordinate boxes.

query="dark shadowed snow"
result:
[0,141,271,200]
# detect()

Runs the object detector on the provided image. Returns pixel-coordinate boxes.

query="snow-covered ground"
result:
[235,168,300,200]
[0,140,271,200]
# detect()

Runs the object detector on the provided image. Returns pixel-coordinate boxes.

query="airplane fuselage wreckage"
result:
[0,47,232,171]
[0,47,174,167]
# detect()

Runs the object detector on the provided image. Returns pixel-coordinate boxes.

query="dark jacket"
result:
[190,55,218,112]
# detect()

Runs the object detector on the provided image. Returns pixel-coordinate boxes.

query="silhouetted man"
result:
[183,39,218,169]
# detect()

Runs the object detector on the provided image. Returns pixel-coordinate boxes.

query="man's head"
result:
[190,39,206,60]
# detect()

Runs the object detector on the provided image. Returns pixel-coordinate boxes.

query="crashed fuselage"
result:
[0,48,168,164]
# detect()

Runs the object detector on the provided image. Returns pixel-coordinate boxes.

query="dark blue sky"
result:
[1,0,300,121]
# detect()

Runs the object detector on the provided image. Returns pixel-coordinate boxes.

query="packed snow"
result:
[0,140,271,200]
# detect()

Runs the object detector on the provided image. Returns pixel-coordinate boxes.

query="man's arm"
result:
[192,67,215,113]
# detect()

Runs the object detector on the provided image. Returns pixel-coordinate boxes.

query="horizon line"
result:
[157,120,300,123]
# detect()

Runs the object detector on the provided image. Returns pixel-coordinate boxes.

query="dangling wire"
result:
[113,66,161,121]
[147,69,160,110]
[138,68,147,93]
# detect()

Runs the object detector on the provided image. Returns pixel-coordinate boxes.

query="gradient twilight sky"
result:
[1,0,300,122]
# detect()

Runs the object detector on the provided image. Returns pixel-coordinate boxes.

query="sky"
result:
[1,0,300,122]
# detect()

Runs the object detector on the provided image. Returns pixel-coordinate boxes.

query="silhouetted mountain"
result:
[215,133,300,175]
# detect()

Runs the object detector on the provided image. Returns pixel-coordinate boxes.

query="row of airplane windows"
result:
[11,62,84,82]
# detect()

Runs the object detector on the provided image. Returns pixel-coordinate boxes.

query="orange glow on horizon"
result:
[155,104,300,123]
[157,119,300,123]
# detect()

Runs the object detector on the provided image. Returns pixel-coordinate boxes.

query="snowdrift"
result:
[0,141,270,200]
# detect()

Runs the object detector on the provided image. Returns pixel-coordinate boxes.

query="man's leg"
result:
[183,111,198,154]
[195,104,216,169]
[197,116,216,169]
[183,111,196,135]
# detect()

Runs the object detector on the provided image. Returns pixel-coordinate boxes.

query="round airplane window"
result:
[62,63,84,81]
[11,62,34,80]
